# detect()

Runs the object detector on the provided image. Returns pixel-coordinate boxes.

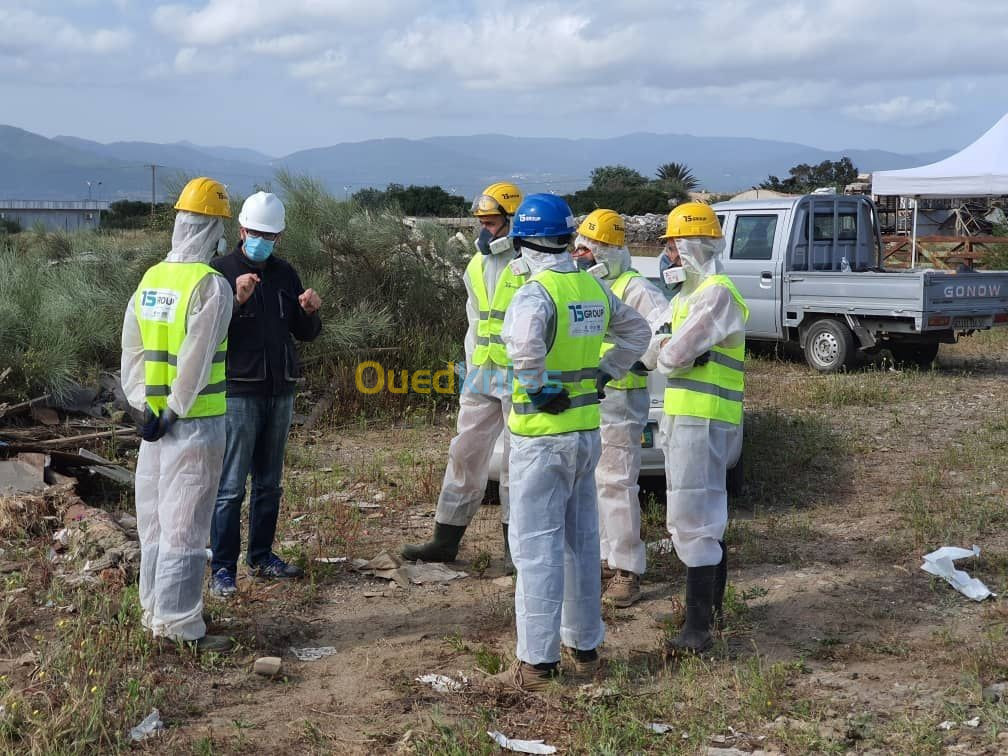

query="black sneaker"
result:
[209,567,237,598]
[251,553,304,579]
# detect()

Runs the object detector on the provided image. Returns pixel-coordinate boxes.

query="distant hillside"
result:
[0,124,952,201]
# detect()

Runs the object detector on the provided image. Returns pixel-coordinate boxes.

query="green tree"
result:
[656,162,699,191]
[760,157,858,194]
[589,165,649,191]
[351,184,466,216]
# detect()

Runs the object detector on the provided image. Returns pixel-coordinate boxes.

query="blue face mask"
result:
[475,227,494,255]
[244,235,274,262]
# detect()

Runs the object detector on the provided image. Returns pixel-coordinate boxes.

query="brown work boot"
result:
[491,658,560,693]
[603,570,642,608]
[601,561,616,582]
[561,646,601,679]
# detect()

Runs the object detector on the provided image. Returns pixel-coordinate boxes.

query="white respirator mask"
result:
[663,266,686,285]
[587,262,609,279]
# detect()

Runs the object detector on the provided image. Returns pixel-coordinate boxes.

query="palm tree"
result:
[656,162,699,192]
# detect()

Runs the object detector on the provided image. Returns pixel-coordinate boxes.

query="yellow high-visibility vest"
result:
[663,274,749,425]
[134,261,227,418]
[467,254,526,367]
[509,270,610,436]
[600,270,647,390]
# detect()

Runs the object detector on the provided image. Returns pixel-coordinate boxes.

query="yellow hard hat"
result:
[660,201,721,239]
[471,182,522,217]
[577,209,626,247]
[174,177,231,218]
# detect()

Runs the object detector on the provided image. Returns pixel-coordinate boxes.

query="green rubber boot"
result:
[400,522,466,562]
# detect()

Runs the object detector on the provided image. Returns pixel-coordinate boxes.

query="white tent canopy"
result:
[872,112,1008,197]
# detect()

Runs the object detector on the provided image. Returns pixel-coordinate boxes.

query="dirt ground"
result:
[3,332,1008,754]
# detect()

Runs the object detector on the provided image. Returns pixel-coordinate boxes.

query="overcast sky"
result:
[2,0,1007,157]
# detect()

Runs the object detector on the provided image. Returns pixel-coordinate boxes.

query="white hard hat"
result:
[238,191,286,234]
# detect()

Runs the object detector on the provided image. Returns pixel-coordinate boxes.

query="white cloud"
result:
[153,0,409,46]
[845,96,956,126]
[0,8,132,54]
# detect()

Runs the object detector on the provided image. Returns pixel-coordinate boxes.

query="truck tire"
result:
[890,342,939,370]
[803,318,855,373]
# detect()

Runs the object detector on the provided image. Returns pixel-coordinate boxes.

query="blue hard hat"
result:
[509,194,577,238]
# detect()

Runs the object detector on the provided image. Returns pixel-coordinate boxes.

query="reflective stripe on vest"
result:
[508,270,610,437]
[134,261,227,418]
[467,254,526,367]
[662,274,749,425]
[600,270,647,391]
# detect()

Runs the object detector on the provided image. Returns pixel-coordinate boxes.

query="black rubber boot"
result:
[666,565,717,656]
[502,522,515,575]
[400,522,466,562]
[713,540,727,630]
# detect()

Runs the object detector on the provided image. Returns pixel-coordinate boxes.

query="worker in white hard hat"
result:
[208,191,323,598]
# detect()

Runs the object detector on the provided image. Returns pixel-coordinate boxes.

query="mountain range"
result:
[0,123,951,202]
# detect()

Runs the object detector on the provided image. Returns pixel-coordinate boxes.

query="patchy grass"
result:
[898,413,1008,551]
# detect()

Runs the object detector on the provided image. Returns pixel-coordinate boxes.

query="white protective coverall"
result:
[576,237,668,576]
[645,237,746,568]
[435,244,515,526]
[121,211,233,640]
[502,248,651,664]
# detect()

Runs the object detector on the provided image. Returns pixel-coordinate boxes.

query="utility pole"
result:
[145,164,163,222]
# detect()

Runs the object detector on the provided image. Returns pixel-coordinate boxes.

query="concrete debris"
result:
[706,749,751,756]
[0,457,47,494]
[253,656,283,676]
[487,730,557,754]
[647,723,674,734]
[290,646,337,661]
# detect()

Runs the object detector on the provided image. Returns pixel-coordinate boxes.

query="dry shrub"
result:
[0,483,79,538]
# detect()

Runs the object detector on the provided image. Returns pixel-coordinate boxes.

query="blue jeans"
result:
[211,393,294,573]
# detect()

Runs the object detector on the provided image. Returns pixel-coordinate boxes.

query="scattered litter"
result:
[314,557,347,564]
[920,545,993,601]
[937,720,956,731]
[253,656,282,676]
[128,708,164,742]
[289,646,337,661]
[416,673,467,693]
[362,591,386,598]
[487,730,557,754]
[357,550,467,588]
[647,723,674,734]
[964,716,981,728]
[289,514,308,524]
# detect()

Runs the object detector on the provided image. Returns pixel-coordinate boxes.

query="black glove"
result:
[139,407,178,442]
[528,385,571,415]
[595,371,614,400]
[693,351,712,367]
[629,360,649,376]
[656,323,672,335]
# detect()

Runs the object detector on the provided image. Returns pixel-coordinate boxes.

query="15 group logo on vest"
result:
[567,301,607,337]
[139,288,181,323]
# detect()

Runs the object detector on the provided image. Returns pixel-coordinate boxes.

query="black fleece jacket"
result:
[211,246,322,397]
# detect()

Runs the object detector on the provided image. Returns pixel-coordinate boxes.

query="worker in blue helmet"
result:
[491,194,651,691]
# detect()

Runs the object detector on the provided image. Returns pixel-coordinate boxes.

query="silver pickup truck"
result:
[707,194,1008,372]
